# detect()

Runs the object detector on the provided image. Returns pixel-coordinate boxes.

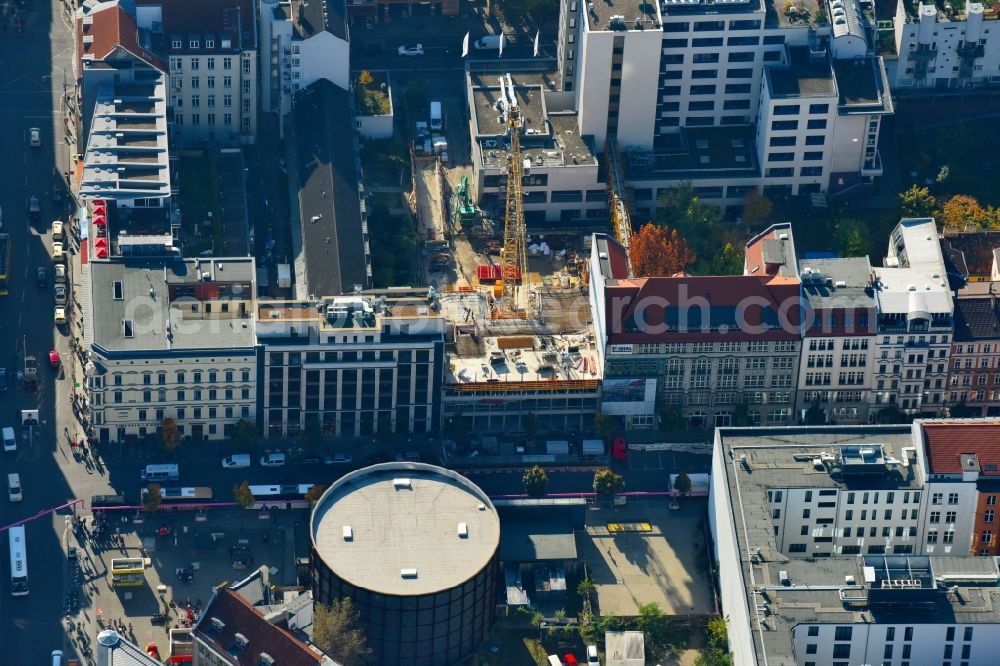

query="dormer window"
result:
[172,39,181,49]
[190,39,200,49]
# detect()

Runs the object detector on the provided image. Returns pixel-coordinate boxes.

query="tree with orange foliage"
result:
[629,223,696,277]
[941,194,994,230]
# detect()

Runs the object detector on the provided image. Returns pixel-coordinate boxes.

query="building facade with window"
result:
[590,230,803,429]
[711,423,1000,666]
[134,0,259,145]
[84,257,257,444]
[256,295,445,439]
[257,0,350,123]
[948,290,1000,416]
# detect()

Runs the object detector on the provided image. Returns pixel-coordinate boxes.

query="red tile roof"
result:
[604,275,803,343]
[194,589,327,666]
[78,3,165,73]
[923,421,1000,475]
[138,0,257,51]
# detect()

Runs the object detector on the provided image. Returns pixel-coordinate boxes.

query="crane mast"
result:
[498,74,528,316]
[605,138,634,276]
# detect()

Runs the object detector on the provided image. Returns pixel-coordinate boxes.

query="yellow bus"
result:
[111,557,146,589]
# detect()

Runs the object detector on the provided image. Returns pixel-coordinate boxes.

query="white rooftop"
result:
[310,463,500,596]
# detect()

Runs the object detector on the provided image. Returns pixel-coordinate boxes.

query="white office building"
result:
[711,424,1000,666]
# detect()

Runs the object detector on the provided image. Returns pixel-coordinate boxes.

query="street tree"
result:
[304,484,328,504]
[898,185,937,218]
[696,616,735,666]
[833,217,871,258]
[636,602,670,660]
[231,419,258,449]
[593,468,625,501]
[312,599,372,666]
[522,465,549,498]
[629,223,696,277]
[804,399,826,425]
[654,184,738,274]
[143,483,163,512]
[233,481,256,509]
[741,191,773,225]
[657,405,685,433]
[160,417,181,451]
[673,472,693,496]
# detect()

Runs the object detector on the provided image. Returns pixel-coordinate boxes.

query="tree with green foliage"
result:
[143,483,163,511]
[731,402,753,427]
[367,202,417,287]
[594,411,616,437]
[161,417,181,451]
[231,419,258,449]
[522,465,549,498]
[898,185,938,218]
[637,602,670,660]
[696,616,735,666]
[657,404,686,433]
[577,576,595,604]
[873,406,913,424]
[593,468,625,501]
[233,480,256,509]
[313,599,371,666]
[804,399,826,425]
[654,184,741,275]
[741,191,773,225]
[833,217,872,258]
[948,402,978,418]
[355,70,390,116]
[674,472,693,496]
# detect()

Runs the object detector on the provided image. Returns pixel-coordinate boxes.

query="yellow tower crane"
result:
[605,137,634,276]
[498,74,529,316]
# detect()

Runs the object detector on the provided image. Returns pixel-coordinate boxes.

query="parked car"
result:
[54,264,66,283]
[398,43,424,56]
[35,267,46,288]
[54,307,67,325]
[259,452,286,468]
[29,127,40,147]
[221,454,251,469]
[54,284,67,305]
[324,452,352,465]
[52,241,64,262]
[28,196,40,218]
[296,456,323,467]
[51,220,64,240]
[586,645,599,666]
[48,351,60,369]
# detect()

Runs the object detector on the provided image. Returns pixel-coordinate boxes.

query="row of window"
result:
[112,370,250,386]
[110,387,251,404]
[169,56,250,73]
[662,19,768,32]
[765,166,823,178]
[771,118,828,131]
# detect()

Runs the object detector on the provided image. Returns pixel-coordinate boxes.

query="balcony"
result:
[862,150,883,177]
[909,47,938,61]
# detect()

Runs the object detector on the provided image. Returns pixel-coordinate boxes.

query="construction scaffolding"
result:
[605,138,634,275]
[498,74,529,316]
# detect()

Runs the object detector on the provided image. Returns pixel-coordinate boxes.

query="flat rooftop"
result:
[584,0,660,31]
[471,75,547,138]
[446,332,601,384]
[715,426,1000,664]
[256,296,442,332]
[833,58,884,107]
[310,464,500,596]
[479,114,596,170]
[640,125,758,178]
[767,47,836,98]
[799,257,878,310]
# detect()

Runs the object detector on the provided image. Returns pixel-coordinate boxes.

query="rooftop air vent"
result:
[458,522,468,538]
[401,568,418,578]
[343,525,353,541]
[393,478,412,489]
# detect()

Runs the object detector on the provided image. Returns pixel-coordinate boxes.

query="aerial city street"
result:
[5,0,1000,664]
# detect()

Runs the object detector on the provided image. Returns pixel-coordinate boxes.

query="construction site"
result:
[402,73,638,436]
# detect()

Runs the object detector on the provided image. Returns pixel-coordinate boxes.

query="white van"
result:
[7,473,21,502]
[546,656,563,666]
[51,650,63,666]
[2,427,15,453]
[141,463,179,482]
[221,454,251,469]
[430,101,443,131]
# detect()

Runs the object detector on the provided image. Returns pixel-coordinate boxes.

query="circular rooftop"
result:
[310,463,500,596]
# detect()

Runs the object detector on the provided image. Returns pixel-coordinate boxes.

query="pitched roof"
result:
[78,2,165,72]
[292,79,370,297]
[941,231,1000,279]
[744,223,798,280]
[604,275,803,343]
[922,421,1000,475]
[194,588,330,666]
[953,296,1000,341]
[145,0,257,51]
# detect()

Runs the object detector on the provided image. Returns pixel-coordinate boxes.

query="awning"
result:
[95,237,107,248]
[93,214,106,226]
[96,247,108,258]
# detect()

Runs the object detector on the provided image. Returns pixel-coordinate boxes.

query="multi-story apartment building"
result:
[711,423,1000,666]
[469,0,894,225]
[940,229,1000,285]
[950,287,1000,416]
[255,294,445,438]
[871,218,954,416]
[83,257,257,444]
[883,0,1000,90]
[134,0,259,145]
[796,256,878,423]
[591,229,803,428]
[258,0,350,122]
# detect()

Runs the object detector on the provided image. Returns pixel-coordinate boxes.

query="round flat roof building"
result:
[310,463,500,666]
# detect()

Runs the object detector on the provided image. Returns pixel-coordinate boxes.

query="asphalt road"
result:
[0,0,86,659]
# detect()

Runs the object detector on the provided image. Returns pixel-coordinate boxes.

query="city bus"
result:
[0,233,10,296]
[249,483,317,509]
[143,486,213,507]
[110,557,146,589]
[9,525,28,596]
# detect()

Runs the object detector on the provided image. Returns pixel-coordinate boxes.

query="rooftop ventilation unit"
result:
[343,526,353,541]
[401,568,418,578]
[393,478,412,489]
[458,522,468,538]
